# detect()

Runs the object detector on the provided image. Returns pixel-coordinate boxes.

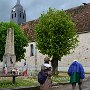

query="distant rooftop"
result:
[66,3,90,32]
[21,3,90,41]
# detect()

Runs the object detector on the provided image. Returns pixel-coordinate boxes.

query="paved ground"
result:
[52,76,90,90]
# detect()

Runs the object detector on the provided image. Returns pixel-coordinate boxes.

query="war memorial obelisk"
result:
[3,28,16,73]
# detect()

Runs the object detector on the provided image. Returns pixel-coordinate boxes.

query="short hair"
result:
[44,57,50,63]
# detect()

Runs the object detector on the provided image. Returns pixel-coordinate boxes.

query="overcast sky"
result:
[0,0,90,22]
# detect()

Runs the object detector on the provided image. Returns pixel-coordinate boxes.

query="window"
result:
[10,57,13,64]
[15,13,16,17]
[20,13,21,18]
[12,14,13,19]
[23,15,24,19]
[30,44,34,56]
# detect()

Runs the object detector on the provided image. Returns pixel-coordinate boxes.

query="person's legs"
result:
[25,70,28,76]
[22,71,25,76]
[78,82,82,90]
[72,83,76,90]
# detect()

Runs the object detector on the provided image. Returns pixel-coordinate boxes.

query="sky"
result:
[0,0,90,22]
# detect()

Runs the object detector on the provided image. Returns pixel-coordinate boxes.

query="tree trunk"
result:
[51,57,58,75]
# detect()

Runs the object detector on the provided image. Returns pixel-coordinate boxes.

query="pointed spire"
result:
[17,0,20,5]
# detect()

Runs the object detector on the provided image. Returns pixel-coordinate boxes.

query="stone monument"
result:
[3,28,16,74]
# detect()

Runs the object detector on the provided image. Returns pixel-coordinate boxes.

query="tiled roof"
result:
[66,3,90,33]
[20,19,38,41]
[21,3,90,41]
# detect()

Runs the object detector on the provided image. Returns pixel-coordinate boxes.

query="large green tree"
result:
[0,22,28,62]
[35,8,78,74]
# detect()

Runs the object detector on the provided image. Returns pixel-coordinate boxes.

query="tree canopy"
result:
[35,8,79,74]
[35,8,78,58]
[0,22,28,61]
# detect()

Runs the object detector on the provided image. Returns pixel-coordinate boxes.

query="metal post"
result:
[35,46,37,75]
[12,76,15,84]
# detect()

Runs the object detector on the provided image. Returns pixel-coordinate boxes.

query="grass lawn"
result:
[52,72,70,83]
[0,72,89,88]
[0,77,38,88]
[0,73,69,88]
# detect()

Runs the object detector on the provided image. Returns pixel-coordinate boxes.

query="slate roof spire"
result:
[17,0,20,5]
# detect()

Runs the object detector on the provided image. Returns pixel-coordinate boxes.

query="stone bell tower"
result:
[10,0,26,25]
[3,28,16,73]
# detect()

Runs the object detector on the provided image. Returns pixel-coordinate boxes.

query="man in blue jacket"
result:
[68,60,85,90]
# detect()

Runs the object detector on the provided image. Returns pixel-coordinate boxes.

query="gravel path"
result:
[52,76,90,90]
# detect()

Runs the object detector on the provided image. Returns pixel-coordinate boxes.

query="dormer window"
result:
[12,8,15,12]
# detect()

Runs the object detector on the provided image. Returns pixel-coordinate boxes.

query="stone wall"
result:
[15,32,90,72]
[0,86,40,90]
[60,32,90,66]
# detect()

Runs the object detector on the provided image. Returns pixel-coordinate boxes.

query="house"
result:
[12,0,90,72]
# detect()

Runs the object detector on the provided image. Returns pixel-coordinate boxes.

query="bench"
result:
[0,74,21,84]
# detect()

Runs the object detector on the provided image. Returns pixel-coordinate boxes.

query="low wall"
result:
[58,67,90,72]
[0,86,40,90]
[0,84,70,90]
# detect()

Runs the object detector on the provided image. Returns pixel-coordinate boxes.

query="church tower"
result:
[10,0,26,25]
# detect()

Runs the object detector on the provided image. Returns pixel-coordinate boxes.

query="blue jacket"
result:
[68,61,85,79]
